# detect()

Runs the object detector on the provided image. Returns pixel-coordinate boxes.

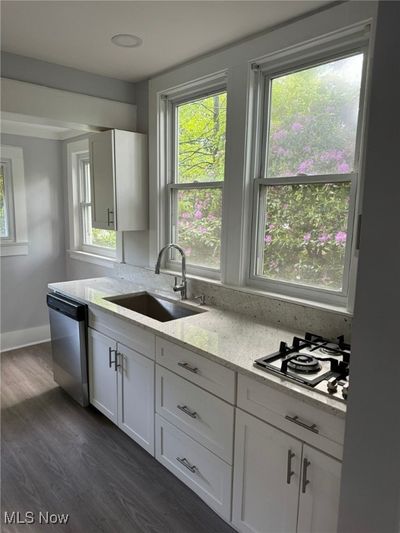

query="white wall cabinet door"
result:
[88,328,118,423]
[297,445,342,533]
[232,409,302,533]
[117,343,155,455]
[89,130,115,230]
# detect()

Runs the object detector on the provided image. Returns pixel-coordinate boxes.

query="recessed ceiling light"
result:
[111,33,143,48]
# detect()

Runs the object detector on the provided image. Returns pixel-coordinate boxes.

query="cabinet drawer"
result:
[156,366,234,463]
[89,306,155,359]
[156,337,235,403]
[155,415,232,521]
[238,374,345,457]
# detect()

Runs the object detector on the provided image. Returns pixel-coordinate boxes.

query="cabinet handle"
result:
[302,458,311,494]
[177,361,199,374]
[107,208,114,226]
[285,415,319,434]
[286,450,295,484]
[177,404,198,419]
[108,347,117,368]
[176,456,198,474]
[114,352,122,371]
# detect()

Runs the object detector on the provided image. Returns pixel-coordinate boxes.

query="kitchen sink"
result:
[103,292,206,322]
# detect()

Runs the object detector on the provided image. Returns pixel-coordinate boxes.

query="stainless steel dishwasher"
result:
[47,293,89,406]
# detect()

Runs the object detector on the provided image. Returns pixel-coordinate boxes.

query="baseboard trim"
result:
[0,324,51,353]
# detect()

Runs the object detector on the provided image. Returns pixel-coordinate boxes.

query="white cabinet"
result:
[233,409,342,533]
[88,328,155,454]
[89,129,147,231]
[232,409,302,533]
[297,445,342,533]
[88,328,118,424]
[117,342,154,454]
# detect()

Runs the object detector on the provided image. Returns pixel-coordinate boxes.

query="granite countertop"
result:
[48,277,346,418]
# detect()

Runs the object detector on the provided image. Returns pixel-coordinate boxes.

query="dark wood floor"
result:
[1,343,235,533]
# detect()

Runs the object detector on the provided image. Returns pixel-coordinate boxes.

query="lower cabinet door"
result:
[297,445,342,533]
[232,409,302,533]
[117,343,155,455]
[88,328,118,423]
[155,415,232,521]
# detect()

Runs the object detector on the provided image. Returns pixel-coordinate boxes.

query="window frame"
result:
[0,145,28,257]
[67,139,122,267]
[247,42,369,307]
[161,79,227,278]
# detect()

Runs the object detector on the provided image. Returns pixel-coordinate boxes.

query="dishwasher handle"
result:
[47,293,87,321]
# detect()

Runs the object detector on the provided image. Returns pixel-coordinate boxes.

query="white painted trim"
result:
[0,242,28,256]
[0,324,51,353]
[1,118,85,140]
[68,249,118,269]
[1,78,137,132]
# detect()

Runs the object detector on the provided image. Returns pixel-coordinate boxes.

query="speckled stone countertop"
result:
[48,277,346,418]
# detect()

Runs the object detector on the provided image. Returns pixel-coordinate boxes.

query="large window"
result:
[250,51,366,299]
[167,90,227,272]
[77,155,116,256]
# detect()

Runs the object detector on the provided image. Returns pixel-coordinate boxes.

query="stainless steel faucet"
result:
[155,243,187,300]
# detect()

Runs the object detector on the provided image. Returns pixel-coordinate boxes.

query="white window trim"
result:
[159,72,228,279]
[0,145,28,257]
[66,138,122,267]
[244,27,372,309]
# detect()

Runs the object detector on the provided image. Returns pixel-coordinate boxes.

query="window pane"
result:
[261,183,351,290]
[176,92,227,183]
[82,205,116,249]
[267,54,364,178]
[173,188,222,269]
[0,165,9,238]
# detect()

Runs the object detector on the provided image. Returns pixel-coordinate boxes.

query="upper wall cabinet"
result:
[89,129,148,231]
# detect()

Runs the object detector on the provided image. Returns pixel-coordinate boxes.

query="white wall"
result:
[0,134,66,349]
[337,2,400,531]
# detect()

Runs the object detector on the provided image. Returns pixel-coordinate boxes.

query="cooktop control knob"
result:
[342,384,349,399]
[327,377,338,394]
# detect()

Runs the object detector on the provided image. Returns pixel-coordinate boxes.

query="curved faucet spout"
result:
[155,243,187,299]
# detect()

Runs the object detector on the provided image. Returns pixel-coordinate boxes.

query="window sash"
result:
[0,161,15,242]
[165,87,227,274]
[248,46,368,301]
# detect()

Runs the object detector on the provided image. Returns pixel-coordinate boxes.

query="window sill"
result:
[68,249,119,269]
[0,241,29,257]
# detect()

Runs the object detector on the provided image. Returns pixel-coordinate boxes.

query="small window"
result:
[168,91,227,271]
[0,146,28,256]
[78,156,116,255]
[251,52,365,299]
[0,162,14,241]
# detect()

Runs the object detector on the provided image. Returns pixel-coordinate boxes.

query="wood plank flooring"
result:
[1,343,235,533]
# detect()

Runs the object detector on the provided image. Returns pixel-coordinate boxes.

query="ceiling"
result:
[2,1,330,83]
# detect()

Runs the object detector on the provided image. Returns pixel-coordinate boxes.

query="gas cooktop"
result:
[254,332,350,402]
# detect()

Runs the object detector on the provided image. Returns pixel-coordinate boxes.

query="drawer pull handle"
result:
[176,456,198,474]
[286,449,295,484]
[302,458,311,493]
[285,415,319,434]
[177,361,198,374]
[108,347,117,369]
[177,404,198,419]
